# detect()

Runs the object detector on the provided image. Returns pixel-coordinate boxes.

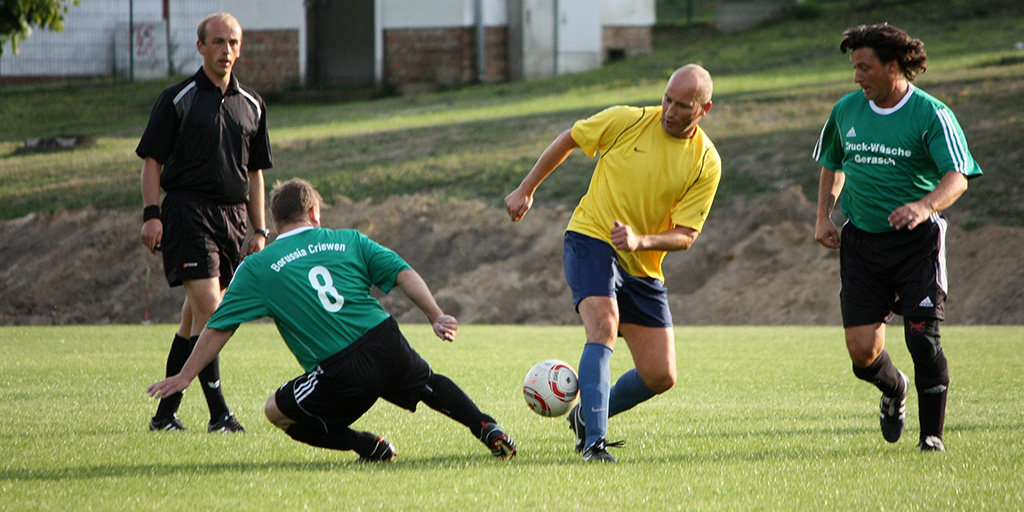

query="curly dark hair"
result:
[840,23,927,82]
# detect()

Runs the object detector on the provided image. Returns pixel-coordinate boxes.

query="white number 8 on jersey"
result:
[308,265,344,312]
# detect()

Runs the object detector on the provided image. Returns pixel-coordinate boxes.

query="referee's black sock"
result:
[852,350,906,397]
[421,373,495,439]
[190,335,230,423]
[153,333,191,420]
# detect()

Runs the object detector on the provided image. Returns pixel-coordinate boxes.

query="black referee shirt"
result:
[136,67,273,205]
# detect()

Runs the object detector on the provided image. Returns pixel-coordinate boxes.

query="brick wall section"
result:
[385,26,507,92]
[602,26,652,61]
[234,29,300,93]
[482,27,508,84]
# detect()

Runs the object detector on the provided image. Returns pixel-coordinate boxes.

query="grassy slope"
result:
[1,0,1022,225]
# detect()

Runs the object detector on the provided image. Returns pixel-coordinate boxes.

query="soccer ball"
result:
[523,359,579,417]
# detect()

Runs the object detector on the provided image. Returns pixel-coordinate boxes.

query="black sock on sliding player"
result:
[421,373,495,438]
[285,422,378,454]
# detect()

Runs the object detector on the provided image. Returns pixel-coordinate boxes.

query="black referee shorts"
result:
[160,191,247,288]
[274,317,433,431]
[839,218,947,327]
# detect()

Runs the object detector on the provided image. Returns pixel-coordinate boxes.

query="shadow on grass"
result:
[4,420,1013,482]
[0,454,532,482]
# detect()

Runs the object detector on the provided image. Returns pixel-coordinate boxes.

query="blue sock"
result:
[608,368,657,418]
[578,342,613,451]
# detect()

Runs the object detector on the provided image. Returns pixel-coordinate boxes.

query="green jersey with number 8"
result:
[206,226,411,372]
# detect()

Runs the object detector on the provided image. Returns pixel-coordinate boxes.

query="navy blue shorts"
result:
[563,231,672,328]
[839,218,947,327]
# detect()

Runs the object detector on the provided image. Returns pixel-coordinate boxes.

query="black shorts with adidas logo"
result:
[839,217,947,327]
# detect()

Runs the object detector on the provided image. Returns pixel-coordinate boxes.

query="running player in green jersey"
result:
[505,65,721,462]
[148,178,516,462]
[813,24,982,452]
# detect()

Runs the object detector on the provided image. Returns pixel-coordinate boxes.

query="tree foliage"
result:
[0,0,79,57]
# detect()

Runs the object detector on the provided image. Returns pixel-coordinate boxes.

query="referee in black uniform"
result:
[137,12,273,433]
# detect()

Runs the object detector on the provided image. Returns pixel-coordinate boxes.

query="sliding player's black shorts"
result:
[274,317,433,431]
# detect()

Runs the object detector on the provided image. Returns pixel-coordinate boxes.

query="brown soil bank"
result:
[1,187,1021,326]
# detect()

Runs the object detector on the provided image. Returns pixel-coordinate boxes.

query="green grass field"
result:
[2,1,1023,509]
[2,324,1021,510]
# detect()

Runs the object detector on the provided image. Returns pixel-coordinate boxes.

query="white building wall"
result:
[556,0,602,75]
[0,0,308,81]
[514,0,557,80]
[381,0,465,28]
[509,0,603,80]
[481,0,510,26]
[166,1,223,76]
[1,0,163,77]
[381,0,506,28]
[0,0,215,79]
[601,0,655,26]
[2,0,648,85]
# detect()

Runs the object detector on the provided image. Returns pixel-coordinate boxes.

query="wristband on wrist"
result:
[143,205,161,221]
[254,228,271,238]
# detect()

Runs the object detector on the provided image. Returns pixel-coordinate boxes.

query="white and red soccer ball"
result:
[523,359,579,417]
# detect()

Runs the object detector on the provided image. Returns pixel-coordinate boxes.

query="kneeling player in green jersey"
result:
[813,24,982,452]
[148,178,516,462]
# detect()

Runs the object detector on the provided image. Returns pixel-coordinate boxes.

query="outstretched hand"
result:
[147,374,191,399]
[433,313,458,342]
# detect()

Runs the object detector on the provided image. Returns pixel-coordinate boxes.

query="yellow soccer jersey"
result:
[566,105,721,283]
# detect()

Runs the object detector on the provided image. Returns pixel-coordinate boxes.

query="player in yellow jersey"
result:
[505,65,721,462]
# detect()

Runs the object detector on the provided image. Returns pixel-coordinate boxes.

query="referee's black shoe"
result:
[208,412,246,433]
[879,371,908,443]
[149,414,186,432]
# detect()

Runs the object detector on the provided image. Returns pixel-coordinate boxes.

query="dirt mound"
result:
[2,187,1021,325]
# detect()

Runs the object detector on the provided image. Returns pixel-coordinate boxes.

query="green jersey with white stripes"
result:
[206,226,411,372]
[813,85,982,233]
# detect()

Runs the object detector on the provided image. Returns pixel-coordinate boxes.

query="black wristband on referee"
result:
[143,205,161,221]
